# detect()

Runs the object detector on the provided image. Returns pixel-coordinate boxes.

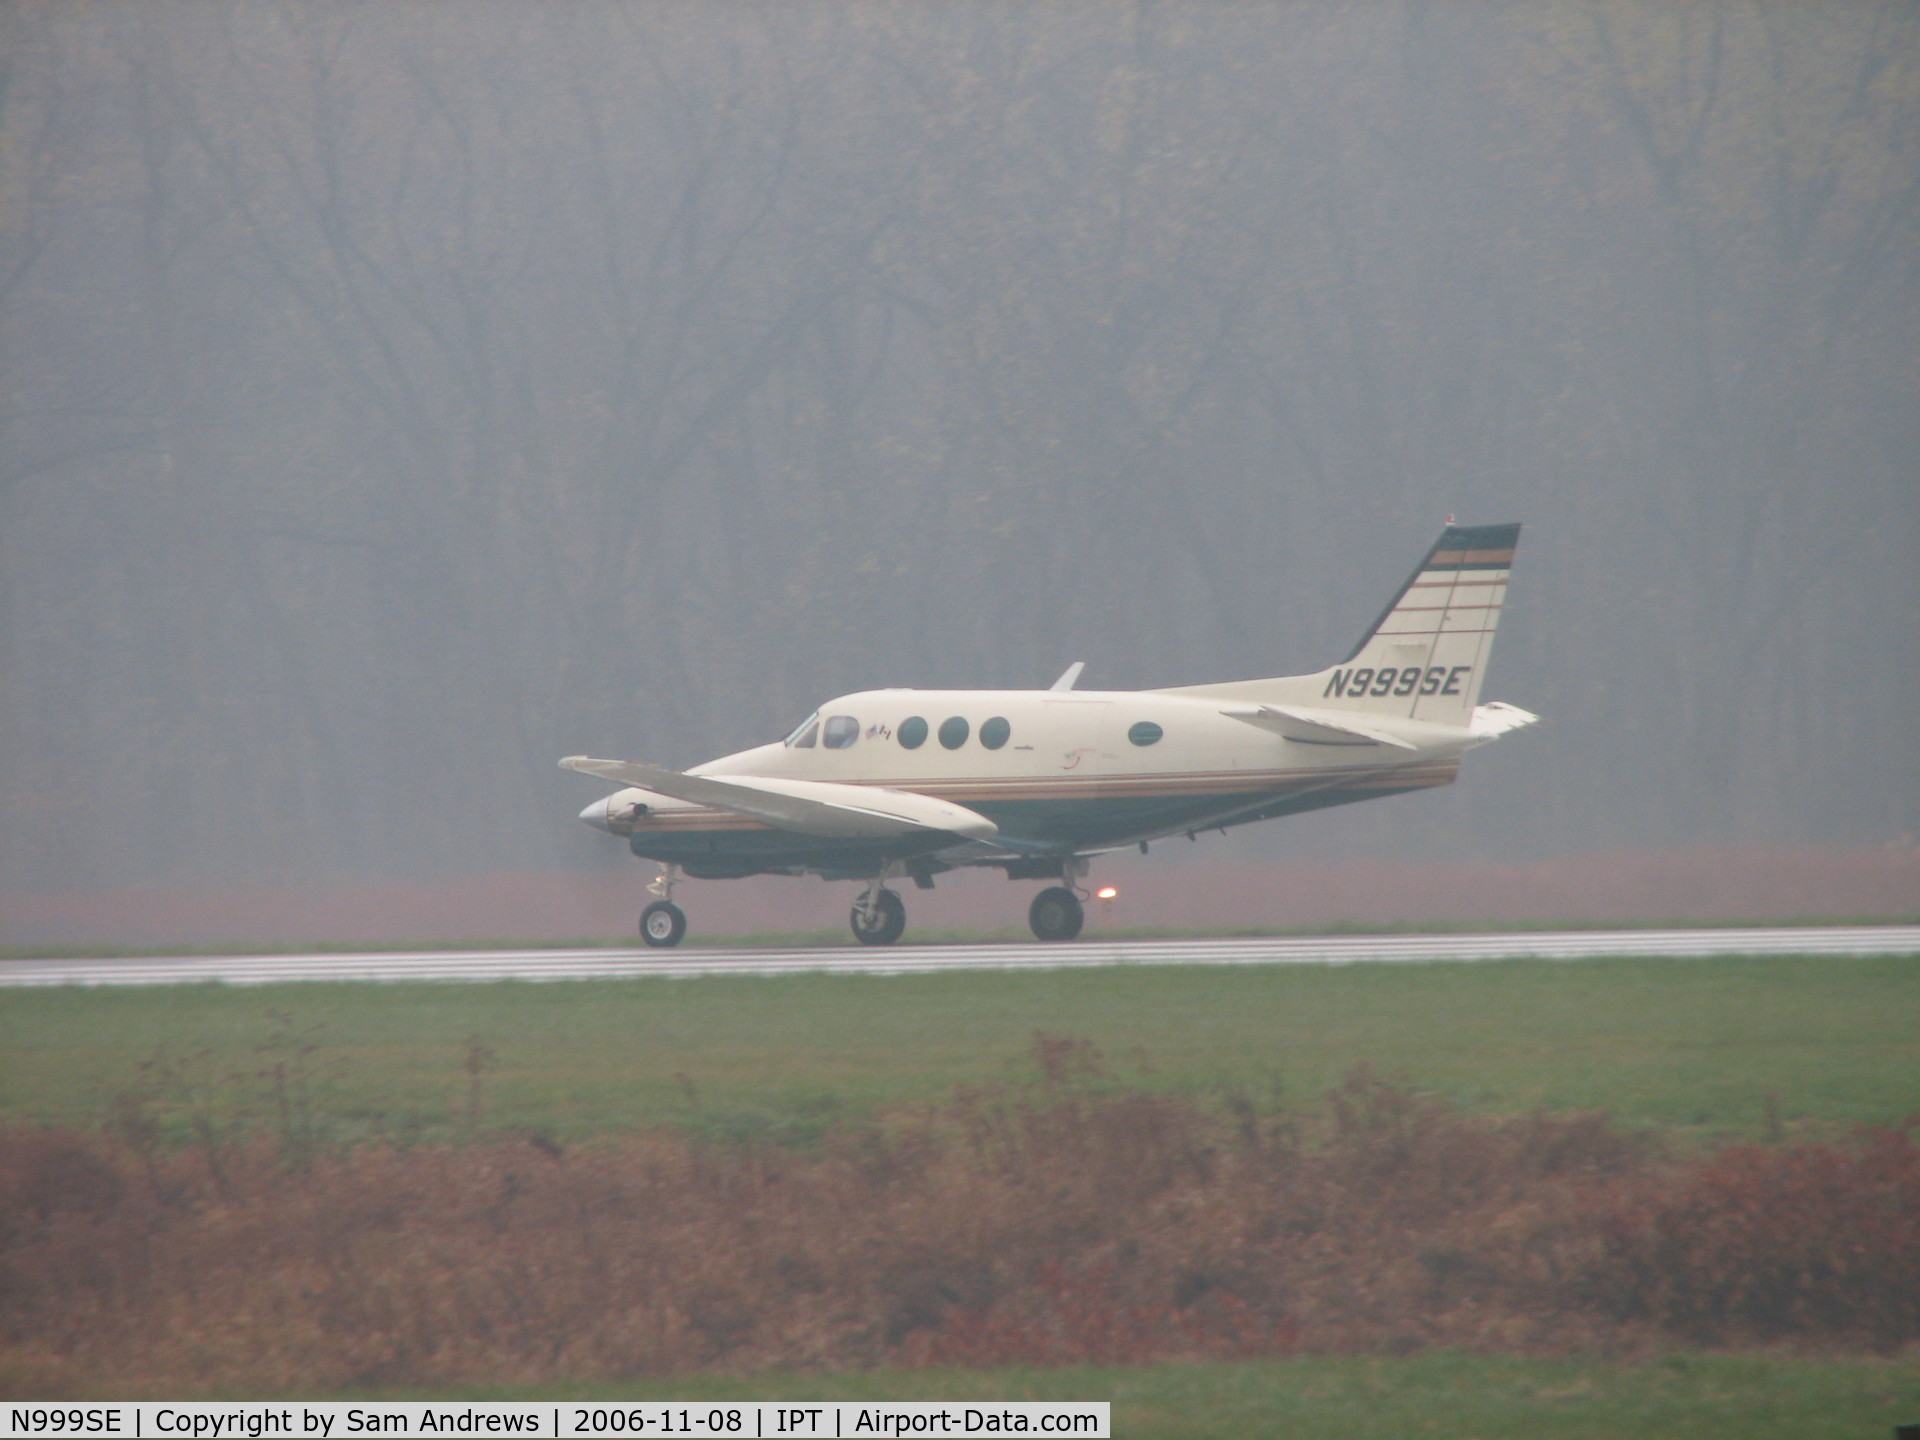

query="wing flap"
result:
[560,757,997,840]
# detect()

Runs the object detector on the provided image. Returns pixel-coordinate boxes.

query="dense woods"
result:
[1,1,1915,896]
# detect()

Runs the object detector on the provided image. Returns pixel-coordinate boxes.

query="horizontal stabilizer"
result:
[1469,701,1541,741]
[559,757,997,840]
[1221,704,1419,750]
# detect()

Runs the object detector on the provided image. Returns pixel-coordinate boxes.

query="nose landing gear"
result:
[639,865,688,948]
[640,900,688,947]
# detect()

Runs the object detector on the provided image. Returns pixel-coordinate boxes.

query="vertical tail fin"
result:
[1314,522,1520,726]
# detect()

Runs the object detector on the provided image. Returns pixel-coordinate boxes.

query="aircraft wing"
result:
[559,757,998,840]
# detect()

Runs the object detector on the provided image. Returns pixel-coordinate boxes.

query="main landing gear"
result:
[851,869,908,946]
[847,861,1093,946]
[1025,855,1088,942]
[1028,886,1085,942]
[639,865,688,948]
[850,890,907,945]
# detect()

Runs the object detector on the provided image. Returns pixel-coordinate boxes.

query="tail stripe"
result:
[1426,547,1516,570]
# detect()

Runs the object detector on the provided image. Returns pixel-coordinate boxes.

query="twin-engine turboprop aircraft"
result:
[564,522,1537,947]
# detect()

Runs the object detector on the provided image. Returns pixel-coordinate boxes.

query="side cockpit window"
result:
[785,712,820,748]
[822,715,860,749]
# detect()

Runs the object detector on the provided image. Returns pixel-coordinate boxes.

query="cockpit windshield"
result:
[784,711,820,748]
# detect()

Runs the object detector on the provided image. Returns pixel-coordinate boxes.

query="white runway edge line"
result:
[3,926,1918,987]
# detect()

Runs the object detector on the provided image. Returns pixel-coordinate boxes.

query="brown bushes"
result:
[1582,1130,1920,1347]
[3,1045,1916,1395]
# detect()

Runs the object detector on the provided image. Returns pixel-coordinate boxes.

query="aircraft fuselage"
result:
[586,686,1471,878]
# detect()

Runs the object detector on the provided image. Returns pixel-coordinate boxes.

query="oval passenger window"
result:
[980,716,1011,750]
[822,715,861,749]
[1128,720,1164,747]
[898,716,928,749]
[938,716,970,750]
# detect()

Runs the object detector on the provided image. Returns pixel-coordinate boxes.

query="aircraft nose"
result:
[578,796,614,832]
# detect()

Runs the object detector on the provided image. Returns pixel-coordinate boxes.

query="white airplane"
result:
[564,522,1537,947]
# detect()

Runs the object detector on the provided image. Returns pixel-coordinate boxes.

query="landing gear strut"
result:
[851,867,907,946]
[639,865,687,948]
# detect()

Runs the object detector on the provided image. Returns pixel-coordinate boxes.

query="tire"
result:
[1028,886,1084,942]
[851,889,907,946]
[639,900,688,948]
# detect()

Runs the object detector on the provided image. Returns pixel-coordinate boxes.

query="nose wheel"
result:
[640,900,688,948]
[1028,885,1084,942]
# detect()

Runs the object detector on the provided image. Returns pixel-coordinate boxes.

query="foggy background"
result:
[2,1,1916,935]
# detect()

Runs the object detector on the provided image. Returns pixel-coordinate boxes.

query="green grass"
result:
[280,1353,1920,1438]
[3,954,1916,1148]
[8,962,1919,1426]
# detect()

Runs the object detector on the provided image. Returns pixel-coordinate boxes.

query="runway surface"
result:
[4,926,1917,987]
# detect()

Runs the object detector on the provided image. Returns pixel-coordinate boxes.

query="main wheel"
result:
[1028,886,1084,942]
[851,889,907,946]
[639,900,688,948]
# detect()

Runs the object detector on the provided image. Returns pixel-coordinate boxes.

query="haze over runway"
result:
[1,5,1914,945]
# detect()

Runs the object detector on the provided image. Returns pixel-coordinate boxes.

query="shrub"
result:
[2,1045,1914,1394]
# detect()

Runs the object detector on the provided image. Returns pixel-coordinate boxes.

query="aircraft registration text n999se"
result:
[562,522,1538,947]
